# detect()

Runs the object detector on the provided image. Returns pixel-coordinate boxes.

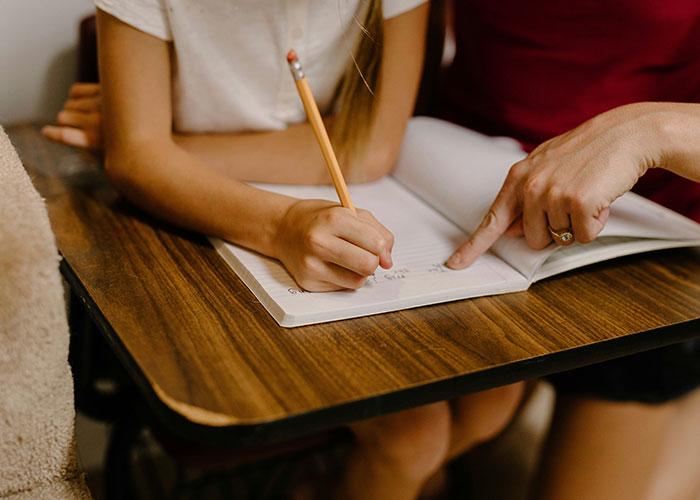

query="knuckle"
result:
[568,193,590,215]
[348,275,367,289]
[323,208,343,226]
[359,254,380,275]
[545,185,563,207]
[299,254,318,274]
[560,190,577,209]
[373,235,387,251]
[508,160,528,179]
[522,176,543,199]
[303,232,324,254]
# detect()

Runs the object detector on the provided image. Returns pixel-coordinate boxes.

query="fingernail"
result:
[446,253,462,267]
[384,251,393,268]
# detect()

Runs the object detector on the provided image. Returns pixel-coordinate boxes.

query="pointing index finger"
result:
[446,183,522,270]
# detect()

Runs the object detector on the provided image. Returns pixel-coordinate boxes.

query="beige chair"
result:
[0,125,92,500]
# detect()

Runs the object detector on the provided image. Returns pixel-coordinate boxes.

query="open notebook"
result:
[211,117,700,327]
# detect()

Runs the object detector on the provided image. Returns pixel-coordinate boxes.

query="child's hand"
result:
[42,83,104,151]
[275,199,394,292]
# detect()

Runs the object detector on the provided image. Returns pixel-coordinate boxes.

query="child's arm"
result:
[45,4,429,185]
[97,9,393,292]
[170,3,430,184]
[356,2,430,182]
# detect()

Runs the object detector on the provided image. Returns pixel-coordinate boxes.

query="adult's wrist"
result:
[643,102,700,179]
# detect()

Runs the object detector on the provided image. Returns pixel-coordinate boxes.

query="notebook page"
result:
[598,192,700,239]
[393,117,526,236]
[211,178,527,327]
[493,192,700,279]
[394,117,700,280]
[534,236,700,281]
[392,117,554,276]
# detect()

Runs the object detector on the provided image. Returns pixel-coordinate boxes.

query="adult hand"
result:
[42,83,104,151]
[275,199,394,291]
[446,103,662,269]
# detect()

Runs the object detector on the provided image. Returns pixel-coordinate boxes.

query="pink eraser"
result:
[286,50,298,63]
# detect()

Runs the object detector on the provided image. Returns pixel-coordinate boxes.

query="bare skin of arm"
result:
[93,6,428,291]
[447,102,700,269]
[44,5,428,185]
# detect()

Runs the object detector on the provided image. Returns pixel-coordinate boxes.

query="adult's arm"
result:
[446,102,700,269]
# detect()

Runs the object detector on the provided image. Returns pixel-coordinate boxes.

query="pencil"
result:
[286,49,357,214]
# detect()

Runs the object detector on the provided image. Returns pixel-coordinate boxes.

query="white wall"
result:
[0,0,95,125]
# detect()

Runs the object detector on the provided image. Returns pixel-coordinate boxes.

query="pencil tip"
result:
[286,49,297,62]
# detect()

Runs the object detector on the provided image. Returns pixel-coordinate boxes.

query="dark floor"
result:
[77,414,353,500]
[76,383,555,500]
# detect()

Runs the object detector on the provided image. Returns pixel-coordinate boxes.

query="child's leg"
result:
[447,382,527,458]
[530,394,676,500]
[338,383,526,500]
[342,401,452,500]
[418,382,527,499]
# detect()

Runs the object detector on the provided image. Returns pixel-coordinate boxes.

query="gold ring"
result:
[548,225,574,245]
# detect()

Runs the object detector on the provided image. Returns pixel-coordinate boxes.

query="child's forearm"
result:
[174,119,399,185]
[173,120,337,185]
[104,137,294,257]
[175,3,430,188]
[105,137,395,291]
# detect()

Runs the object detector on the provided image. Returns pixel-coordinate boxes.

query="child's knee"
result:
[452,382,526,444]
[351,401,451,480]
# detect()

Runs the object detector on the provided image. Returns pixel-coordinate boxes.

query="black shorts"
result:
[545,339,700,404]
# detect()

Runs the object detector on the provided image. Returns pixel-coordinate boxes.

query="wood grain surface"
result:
[8,124,700,443]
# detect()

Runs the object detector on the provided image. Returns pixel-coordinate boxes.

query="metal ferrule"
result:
[288,59,305,81]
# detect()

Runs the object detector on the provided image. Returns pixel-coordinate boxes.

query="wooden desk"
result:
[9,124,700,446]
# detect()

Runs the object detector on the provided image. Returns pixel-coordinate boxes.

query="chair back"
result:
[0,126,92,499]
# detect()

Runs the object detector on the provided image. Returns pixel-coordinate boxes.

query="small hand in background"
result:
[42,82,104,151]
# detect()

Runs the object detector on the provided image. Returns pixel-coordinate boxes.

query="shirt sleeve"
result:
[93,0,172,41]
[382,0,428,19]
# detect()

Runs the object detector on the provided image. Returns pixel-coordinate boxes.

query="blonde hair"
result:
[332,0,383,167]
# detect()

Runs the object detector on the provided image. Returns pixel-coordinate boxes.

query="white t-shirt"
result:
[93,0,426,133]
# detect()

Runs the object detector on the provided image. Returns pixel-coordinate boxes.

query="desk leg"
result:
[68,288,131,422]
[104,417,142,500]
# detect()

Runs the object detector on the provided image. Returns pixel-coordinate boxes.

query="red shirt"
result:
[439,0,700,221]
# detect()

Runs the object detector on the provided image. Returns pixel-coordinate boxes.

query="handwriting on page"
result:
[285,263,454,295]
